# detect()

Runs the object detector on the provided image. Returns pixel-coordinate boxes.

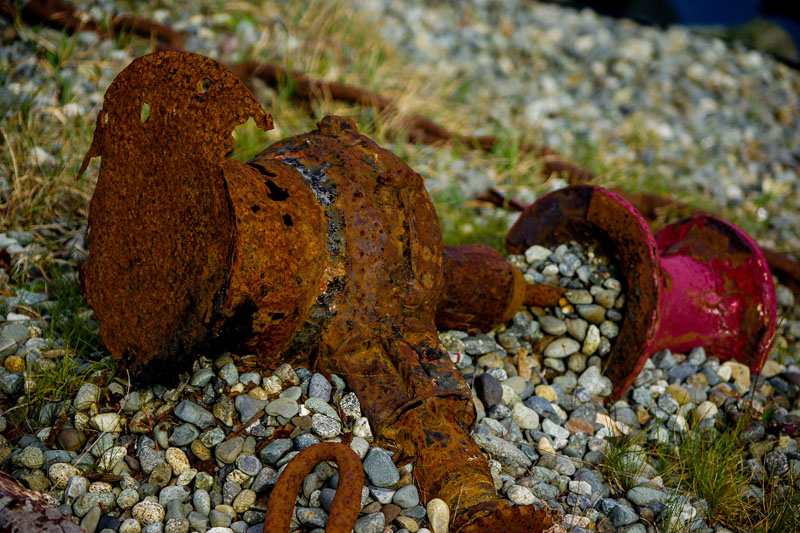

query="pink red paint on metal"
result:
[507,185,776,396]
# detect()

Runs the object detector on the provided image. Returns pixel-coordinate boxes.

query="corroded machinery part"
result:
[82,51,561,532]
[507,185,776,396]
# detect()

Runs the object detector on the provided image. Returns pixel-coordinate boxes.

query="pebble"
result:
[354,512,385,533]
[363,447,400,487]
[544,337,581,358]
[174,401,215,429]
[216,437,245,464]
[426,498,449,533]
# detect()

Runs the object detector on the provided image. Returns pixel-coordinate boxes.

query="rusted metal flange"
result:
[506,185,776,396]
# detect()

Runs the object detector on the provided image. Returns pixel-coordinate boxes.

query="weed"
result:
[600,429,650,493]
[43,269,102,358]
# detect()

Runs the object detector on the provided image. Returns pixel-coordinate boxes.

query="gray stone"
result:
[393,484,419,509]
[544,337,581,358]
[200,427,226,448]
[311,413,341,438]
[363,447,400,487]
[1,323,30,344]
[216,436,245,464]
[609,503,638,526]
[576,304,606,324]
[296,507,327,528]
[219,363,239,386]
[239,372,261,386]
[626,485,668,506]
[0,372,25,396]
[308,373,332,402]
[288,429,319,451]
[354,512,384,533]
[471,433,531,475]
[169,424,200,447]
[260,439,293,465]
[80,506,102,533]
[265,397,299,419]
[339,392,361,419]
[188,511,209,531]
[190,368,215,387]
[159,485,191,505]
[174,401,215,429]
[236,455,262,477]
[539,315,567,336]
[565,318,588,341]
[235,394,268,423]
[73,383,101,410]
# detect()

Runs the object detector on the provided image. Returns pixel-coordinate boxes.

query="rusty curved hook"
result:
[263,442,364,533]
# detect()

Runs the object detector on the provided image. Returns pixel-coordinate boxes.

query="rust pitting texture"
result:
[83,52,558,533]
[79,51,273,381]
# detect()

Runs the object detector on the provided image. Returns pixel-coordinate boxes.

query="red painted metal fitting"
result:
[506,185,777,396]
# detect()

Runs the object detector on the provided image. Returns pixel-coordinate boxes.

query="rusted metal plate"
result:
[79,51,272,380]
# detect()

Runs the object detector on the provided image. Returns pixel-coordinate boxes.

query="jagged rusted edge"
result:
[263,442,364,533]
[7,0,590,183]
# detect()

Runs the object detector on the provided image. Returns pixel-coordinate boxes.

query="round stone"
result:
[311,413,341,438]
[14,446,43,469]
[117,488,140,509]
[133,500,165,526]
[49,463,81,489]
[581,325,600,356]
[73,383,101,410]
[426,498,449,533]
[393,484,419,509]
[576,304,606,324]
[363,448,400,487]
[120,518,141,533]
[265,397,299,419]
[544,337,580,359]
[354,512,385,533]
[166,448,190,475]
[507,484,536,505]
[539,315,567,336]
[174,401,215,429]
[216,437,245,464]
[511,402,540,430]
[565,318,588,341]
[232,489,256,513]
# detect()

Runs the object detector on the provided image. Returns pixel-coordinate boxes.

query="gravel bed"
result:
[0,233,798,533]
[2,1,800,532]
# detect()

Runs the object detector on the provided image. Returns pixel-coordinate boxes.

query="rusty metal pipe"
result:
[80,51,558,533]
[506,185,777,396]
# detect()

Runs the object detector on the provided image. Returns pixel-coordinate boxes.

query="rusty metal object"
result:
[264,442,363,533]
[82,51,558,533]
[507,185,777,396]
[437,244,564,332]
